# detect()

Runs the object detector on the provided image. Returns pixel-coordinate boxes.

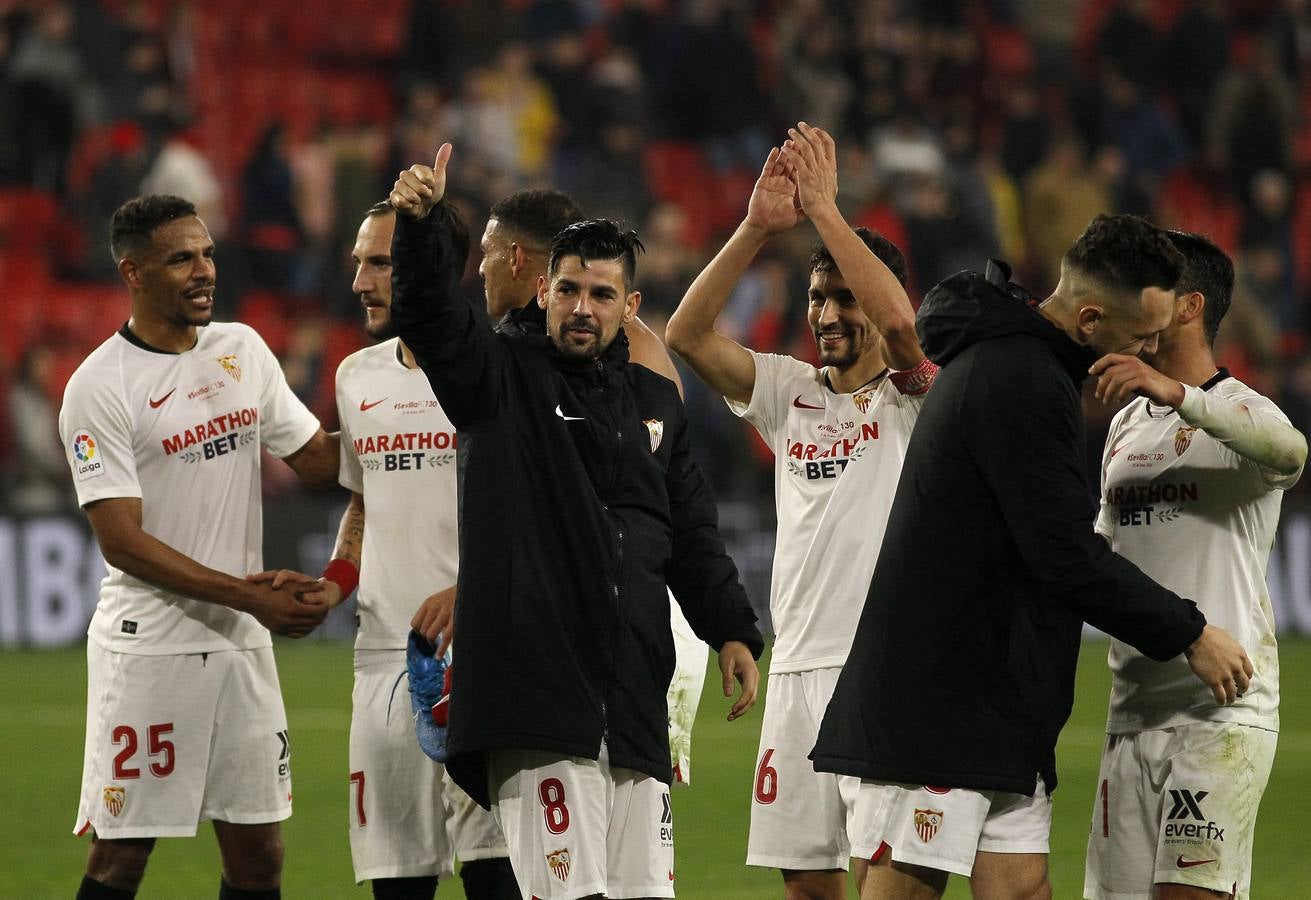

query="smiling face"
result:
[128,215,216,331]
[351,212,396,339]
[538,255,638,360]
[806,269,880,370]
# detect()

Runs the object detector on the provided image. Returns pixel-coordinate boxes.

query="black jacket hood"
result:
[916,259,1097,384]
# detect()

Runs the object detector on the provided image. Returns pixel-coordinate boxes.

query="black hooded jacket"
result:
[390,213,762,807]
[811,262,1206,795]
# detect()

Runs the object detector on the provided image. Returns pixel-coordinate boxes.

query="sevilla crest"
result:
[914,808,943,842]
[216,354,243,382]
[643,419,664,452]
[1174,426,1198,457]
[854,390,873,414]
[546,848,571,882]
[103,785,125,817]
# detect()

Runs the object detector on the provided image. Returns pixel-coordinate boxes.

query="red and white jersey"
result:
[336,339,459,650]
[1097,375,1299,734]
[728,352,935,673]
[58,322,320,655]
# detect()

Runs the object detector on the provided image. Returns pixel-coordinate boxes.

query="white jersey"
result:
[336,339,459,650]
[728,352,934,673]
[58,322,320,655]
[1097,374,1299,734]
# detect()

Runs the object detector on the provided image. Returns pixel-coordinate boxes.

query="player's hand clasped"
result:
[780,121,839,219]
[1090,354,1186,408]
[244,569,335,638]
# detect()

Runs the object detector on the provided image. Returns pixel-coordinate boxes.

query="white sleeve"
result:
[248,328,321,459]
[1177,384,1306,489]
[58,369,141,507]
[335,365,364,493]
[724,351,801,446]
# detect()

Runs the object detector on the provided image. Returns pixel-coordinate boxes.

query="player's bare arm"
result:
[781,122,922,371]
[281,428,341,488]
[249,488,366,607]
[666,146,802,404]
[627,316,684,398]
[1092,353,1308,475]
[719,640,759,721]
[411,585,457,657]
[86,497,327,637]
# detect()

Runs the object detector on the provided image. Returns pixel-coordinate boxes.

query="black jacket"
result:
[811,262,1206,795]
[390,213,762,807]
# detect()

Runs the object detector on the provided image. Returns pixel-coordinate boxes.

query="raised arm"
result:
[781,122,923,371]
[627,316,684,398]
[388,144,504,427]
[666,147,803,405]
[87,497,327,637]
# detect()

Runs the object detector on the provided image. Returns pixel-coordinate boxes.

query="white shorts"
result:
[667,595,708,786]
[747,668,873,870]
[348,649,456,882]
[1084,723,1277,900]
[74,642,292,839]
[487,745,674,900]
[858,776,1052,878]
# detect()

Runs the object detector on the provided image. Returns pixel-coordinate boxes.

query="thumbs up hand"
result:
[390,143,453,220]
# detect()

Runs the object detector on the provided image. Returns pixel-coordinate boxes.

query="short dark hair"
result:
[364,198,470,272]
[1167,230,1234,345]
[808,226,908,287]
[1063,213,1184,297]
[548,220,645,293]
[109,194,197,261]
[489,189,584,250]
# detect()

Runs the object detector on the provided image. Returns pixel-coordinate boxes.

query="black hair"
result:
[808,226,908,287]
[1063,213,1184,296]
[548,220,645,294]
[109,194,197,262]
[1167,230,1234,345]
[364,198,470,272]
[488,189,584,250]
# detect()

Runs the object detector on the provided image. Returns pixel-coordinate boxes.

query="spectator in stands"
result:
[242,123,302,293]
[1022,134,1117,290]
[10,1,85,194]
[1207,40,1299,209]
[8,343,74,514]
[1164,0,1229,145]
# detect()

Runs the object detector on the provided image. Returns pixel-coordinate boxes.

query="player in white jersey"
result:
[666,122,936,900]
[59,195,339,900]
[1085,231,1307,900]
[257,199,518,900]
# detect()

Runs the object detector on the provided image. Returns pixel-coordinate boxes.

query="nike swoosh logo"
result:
[148,388,176,409]
[1110,441,1130,458]
[1176,856,1216,868]
[555,404,584,421]
[359,397,387,412]
[792,395,824,410]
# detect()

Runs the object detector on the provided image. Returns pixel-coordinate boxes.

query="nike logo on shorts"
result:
[555,404,584,421]
[1176,856,1217,868]
[149,388,176,409]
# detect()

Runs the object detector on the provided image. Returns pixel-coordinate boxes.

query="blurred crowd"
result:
[1,0,1309,518]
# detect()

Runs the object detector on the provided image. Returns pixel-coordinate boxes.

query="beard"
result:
[553,317,603,359]
[815,330,859,369]
[363,306,396,341]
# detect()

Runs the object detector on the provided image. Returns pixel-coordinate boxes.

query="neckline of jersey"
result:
[118,322,201,355]
[1144,367,1231,418]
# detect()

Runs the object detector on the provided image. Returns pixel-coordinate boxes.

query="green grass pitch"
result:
[3,638,1308,897]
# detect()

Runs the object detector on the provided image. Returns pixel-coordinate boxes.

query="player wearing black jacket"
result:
[811,216,1254,899]
[387,150,761,882]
